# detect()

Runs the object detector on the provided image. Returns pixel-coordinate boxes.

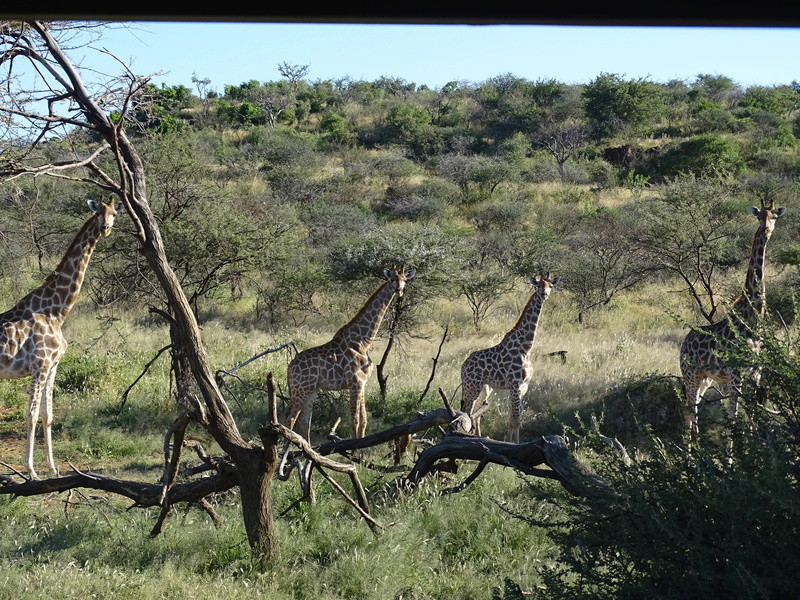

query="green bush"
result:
[535,319,800,600]
[656,134,746,179]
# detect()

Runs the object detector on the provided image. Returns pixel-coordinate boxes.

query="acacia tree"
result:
[632,174,747,323]
[559,207,652,323]
[532,120,591,179]
[583,73,666,139]
[0,20,280,557]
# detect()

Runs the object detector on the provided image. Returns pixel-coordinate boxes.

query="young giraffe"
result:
[680,203,785,435]
[285,266,415,442]
[461,273,559,443]
[0,199,119,479]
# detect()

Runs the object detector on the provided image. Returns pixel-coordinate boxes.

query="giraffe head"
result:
[749,203,786,239]
[529,272,560,299]
[382,266,416,297]
[88,198,121,237]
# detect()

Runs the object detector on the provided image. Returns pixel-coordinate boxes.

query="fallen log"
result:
[315,387,610,498]
[0,463,238,506]
[401,432,611,498]
[317,406,473,457]
[317,387,488,458]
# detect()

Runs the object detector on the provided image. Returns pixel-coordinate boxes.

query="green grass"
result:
[0,278,715,600]
[0,462,568,600]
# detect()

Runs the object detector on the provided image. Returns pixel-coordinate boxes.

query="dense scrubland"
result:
[2,27,800,598]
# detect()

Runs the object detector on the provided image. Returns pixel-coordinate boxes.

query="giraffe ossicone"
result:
[461,273,559,444]
[285,266,415,442]
[0,198,119,479]
[680,203,785,436]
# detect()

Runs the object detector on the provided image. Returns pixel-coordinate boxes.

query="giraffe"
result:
[461,273,559,443]
[680,203,785,436]
[285,266,415,442]
[0,199,119,479]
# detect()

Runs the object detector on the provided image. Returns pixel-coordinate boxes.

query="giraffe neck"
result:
[500,288,546,356]
[333,280,397,351]
[17,214,104,320]
[736,221,770,324]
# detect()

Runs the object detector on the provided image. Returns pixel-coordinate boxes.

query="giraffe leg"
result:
[462,383,491,437]
[295,394,316,443]
[722,374,744,461]
[507,383,527,444]
[285,386,316,441]
[284,389,317,501]
[727,373,742,424]
[460,380,478,414]
[683,370,705,437]
[685,385,700,436]
[41,365,59,476]
[25,371,48,480]
[350,383,367,438]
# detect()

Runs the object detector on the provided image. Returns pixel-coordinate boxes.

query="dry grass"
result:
[0,277,705,600]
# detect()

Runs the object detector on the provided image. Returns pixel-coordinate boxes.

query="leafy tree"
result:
[373,75,416,97]
[688,96,741,134]
[583,73,667,139]
[474,73,544,138]
[385,102,441,157]
[527,78,568,108]
[558,207,651,322]
[532,120,592,179]
[368,150,418,194]
[319,110,351,145]
[457,262,517,330]
[255,250,328,327]
[739,84,800,118]
[497,131,531,167]
[657,134,746,179]
[448,230,528,329]
[436,153,515,203]
[130,83,194,133]
[690,73,742,107]
[161,195,273,315]
[216,99,265,126]
[632,174,748,323]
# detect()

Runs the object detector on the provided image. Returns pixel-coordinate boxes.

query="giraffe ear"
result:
[750,206,761,217]
[404,268,416,280]
[115,201,123,211]
[383,268,392,280]
[530,276,539,285]
[87,199,100,213]
[775,207,786,217]
[551,276,561,286]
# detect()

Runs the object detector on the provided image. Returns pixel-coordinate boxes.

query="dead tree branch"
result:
[314,387,608,498]
[263,373,379,530]
[151,413,192,537]
[215,342,297,382]
[317,406,473,458]
[418,326,449,404]
[117,343,172,414]
[0,465,238,507]
[402,433,610,498]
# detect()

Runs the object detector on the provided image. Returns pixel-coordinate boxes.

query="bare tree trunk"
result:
[4,21,280,558]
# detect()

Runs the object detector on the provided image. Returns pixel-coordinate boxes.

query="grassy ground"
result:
[0,280,692,599]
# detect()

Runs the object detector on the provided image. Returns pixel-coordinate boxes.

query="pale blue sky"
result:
[93,21,799,92]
